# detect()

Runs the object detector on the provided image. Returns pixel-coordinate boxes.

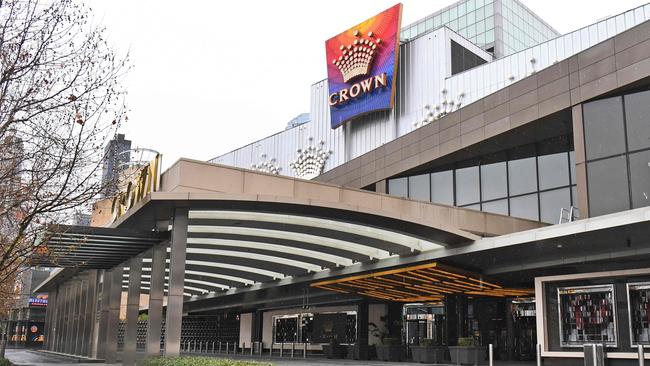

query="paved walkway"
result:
[4,349,537,366]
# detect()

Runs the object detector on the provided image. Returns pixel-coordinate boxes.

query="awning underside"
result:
[311,262,533,302]
[32,225,167,269]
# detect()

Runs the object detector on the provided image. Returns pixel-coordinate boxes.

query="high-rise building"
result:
[102,134,131,197]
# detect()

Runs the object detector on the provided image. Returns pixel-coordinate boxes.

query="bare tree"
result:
[0,0,130,305]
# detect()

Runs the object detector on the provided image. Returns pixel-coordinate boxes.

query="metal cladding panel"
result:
[441,4,650,109]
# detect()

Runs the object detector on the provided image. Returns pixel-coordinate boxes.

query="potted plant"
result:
[411,338,448,363]
[449,337,487,365]
[376,337,404,362]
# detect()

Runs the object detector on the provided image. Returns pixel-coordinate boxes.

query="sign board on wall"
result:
[326,3,402,129]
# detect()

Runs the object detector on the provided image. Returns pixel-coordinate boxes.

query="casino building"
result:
[32,0,650,365]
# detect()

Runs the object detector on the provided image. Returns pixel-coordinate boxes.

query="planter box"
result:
[376,344,405,362]
[411,345,448,363]
[345,344,370,360]
[449,346,488,365]
[322,344,346,359]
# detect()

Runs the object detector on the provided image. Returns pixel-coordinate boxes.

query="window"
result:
[431,171,454,205]
[508,157,537,195]
[510,194,539,221]
[482,199,508,215]
[540,188,571,224]
[624,90,650,151]
[628,149,650,209]
[628,283,650,346]
[587,156,630,216]
[583,96,626,160]
[456,166,480,205]
[388,177,408,198]
[538,152,570,190]
[409,174,430,202]
[481,161,507,200]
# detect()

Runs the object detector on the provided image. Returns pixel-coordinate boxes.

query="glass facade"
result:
[401,0,496,49]
[500,0,559,55]
[401,0,559,57]
[386,136,576,224]
[583,90,650,217]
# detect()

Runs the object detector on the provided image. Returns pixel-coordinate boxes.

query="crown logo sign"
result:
[251,153,281,175]
[289,138,332,180]
[332,30,382,83]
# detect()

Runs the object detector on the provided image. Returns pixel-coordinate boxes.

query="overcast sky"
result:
[86,0,649,169]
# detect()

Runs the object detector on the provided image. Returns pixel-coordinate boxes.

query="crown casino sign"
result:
[326,4,402,129]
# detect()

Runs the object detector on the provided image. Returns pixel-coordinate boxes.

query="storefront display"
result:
[628,282,650,345]
[273,311,357,344]
[511,299,536,360]
[558,285,617,347]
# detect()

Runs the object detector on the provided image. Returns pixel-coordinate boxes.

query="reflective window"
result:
[538,152,570,190]
[481,162,507,201]
[583,96,626,160]
[624,90,650,151]
[508,157,537,195]
[587,156,630,216]
[456,166,480,205]
[431,171,454,205]
[628,150,650,209]
[540,188,571,224]
[388,177,408,198]
[482,199,508,215]
[409,174,430,202]
[510,194,539,221]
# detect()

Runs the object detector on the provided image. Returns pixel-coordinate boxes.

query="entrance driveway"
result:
[4,349,537,366]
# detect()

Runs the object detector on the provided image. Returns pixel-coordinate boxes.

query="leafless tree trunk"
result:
[0,0,130,311]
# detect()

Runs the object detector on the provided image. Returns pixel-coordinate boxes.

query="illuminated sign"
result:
[326,4,402,129]
[111,154,162,222]
[29,294,48,307]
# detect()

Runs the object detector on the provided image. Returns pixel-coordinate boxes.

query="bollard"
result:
[291,342,295,358]
[251,342,254,357]
[639,345,645,366]
[259,341,263,357]
[537,343,542,366]
[193,340,196,352]
[219,341,222,354]
[280,342,283,358]
[226,341,229,355]
[212,341,215,353]
[489,343,494,366]
[201,341,204,353]
[303,342,307,358]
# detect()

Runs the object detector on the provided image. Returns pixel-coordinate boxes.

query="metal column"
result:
[96,270,110,360]
[83,270,98,358]
[44,286,57,351]
[147,242,167,356]
[104,267,123,363]
[123,256,143,366]
[164,208,188,356]
[73,278,85,355]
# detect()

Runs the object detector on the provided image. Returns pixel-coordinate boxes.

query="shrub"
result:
[0,358,13,366]
[457,337,475,347]
[420,338,437,347]
[138,356,272,366]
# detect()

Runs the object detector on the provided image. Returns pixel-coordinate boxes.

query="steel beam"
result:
[164,208,188,356]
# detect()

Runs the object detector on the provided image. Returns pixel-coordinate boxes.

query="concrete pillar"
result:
[59,283,71,353]
[146,243,167,356]
[357,300,369,360]
[96,270,110,360]
[123,256,143,366]
[83,270,98,357]
[54,283,65,352]
[164,208,188,356]
[104,267,123,363]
